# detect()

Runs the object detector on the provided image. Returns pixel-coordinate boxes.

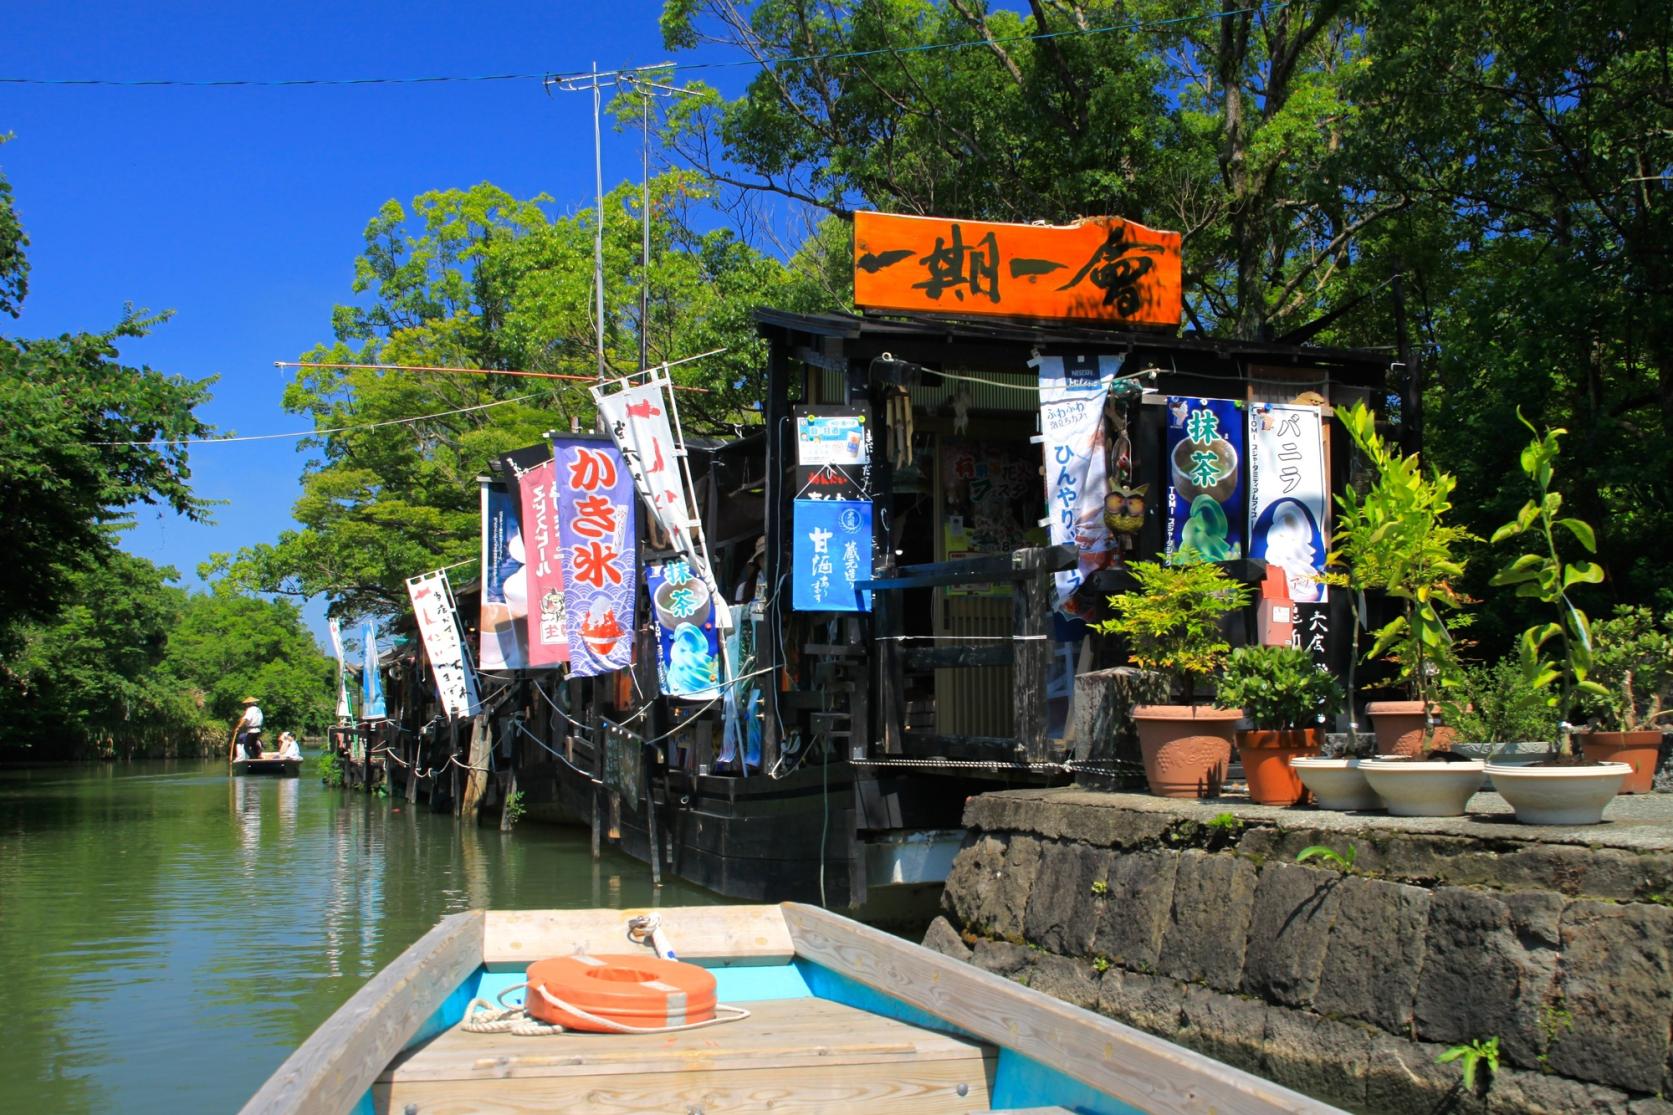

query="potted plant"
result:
[1217,645,1344,806]
[1483,417,1630,824]
[1576,606,1671,793]
[1444,660,1561,787]
[1095,551,1254,798]
[1331,403,1483,816]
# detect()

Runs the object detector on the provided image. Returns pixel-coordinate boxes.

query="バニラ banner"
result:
[1249,402,1329,604]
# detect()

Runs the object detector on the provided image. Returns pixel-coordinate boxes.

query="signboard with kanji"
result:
[853,212,1183,326]
[550,437,637,678]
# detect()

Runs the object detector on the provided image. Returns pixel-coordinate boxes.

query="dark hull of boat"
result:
[231,758,303,776]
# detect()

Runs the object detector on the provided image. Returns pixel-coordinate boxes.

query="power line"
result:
[90,392,540,447]
[2,3,1288,90]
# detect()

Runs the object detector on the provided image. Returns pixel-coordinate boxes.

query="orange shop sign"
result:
[853,212,1182,327]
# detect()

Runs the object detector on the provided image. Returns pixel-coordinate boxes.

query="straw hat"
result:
[241,696,260,705]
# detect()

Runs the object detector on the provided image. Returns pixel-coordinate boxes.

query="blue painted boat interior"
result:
[351,958,1140,1115]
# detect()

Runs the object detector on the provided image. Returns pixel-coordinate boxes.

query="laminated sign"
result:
[550,437,637,678]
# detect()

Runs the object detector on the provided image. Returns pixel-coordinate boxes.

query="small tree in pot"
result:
[1576,606,1673,793]
[1216,645,1344,805]
[1096,551,1253,798]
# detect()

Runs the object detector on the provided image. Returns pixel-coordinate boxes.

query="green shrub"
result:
[1215,645,1344,729]
[1445,659,1561,744]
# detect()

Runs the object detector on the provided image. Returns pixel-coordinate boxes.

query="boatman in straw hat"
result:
[233,696,264,760]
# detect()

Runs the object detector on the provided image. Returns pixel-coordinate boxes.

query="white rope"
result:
[460,981,750,1037]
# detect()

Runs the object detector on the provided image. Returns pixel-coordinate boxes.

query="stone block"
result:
[970,938,1031,979]
[962,791,1176,848]
[1485,1065,1635,1114]
[1242,861,1341,1008]
[1023,840,1108,956]
[1545,901,1673,1094]
[920,915,971,962]
[1096,967,1185,1036]
[940,832,1005,932]
[1414,886,1558,1068]
[1259,1005,1373,1112]
[1090,850,1177,971]
[1155,850,1257,991]
[1315,874,1430,1033]
[1023,952,1101,1011]
[1176,983,1268,1077]
[1363,1034,1486,1115]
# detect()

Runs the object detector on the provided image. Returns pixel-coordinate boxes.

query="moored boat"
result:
[241,904,1341,1114]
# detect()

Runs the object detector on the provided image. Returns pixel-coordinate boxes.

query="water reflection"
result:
[0,758,726,1114]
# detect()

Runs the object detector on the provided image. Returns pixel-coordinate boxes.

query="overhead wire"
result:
[89,392,540,447]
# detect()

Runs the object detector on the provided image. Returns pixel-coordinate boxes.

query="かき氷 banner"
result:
[791,499,873,613]
[645,560,723,700]
[478,478,528,671]
[1164,396,1245,562]
[1248,402,1329,604]
[1033,353,1117,614]
[550,437,637,677]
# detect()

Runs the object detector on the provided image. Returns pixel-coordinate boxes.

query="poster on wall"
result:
[792,498,873,613]
[645,560,723,700]
[794,405,870,501]
[939,438,1039,596]
[504,444,568,668]
[406,571,482,719]
[550,437,637,677]
[478,478,528,671]
[1164,396,1245,562]
[1248,402,1329,605]
[1034,353,1118,615]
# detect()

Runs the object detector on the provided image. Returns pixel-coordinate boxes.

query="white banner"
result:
[1034,354,1118,615]
[1248,403,1329,604]
[407,571,482,720]
[327,617,351,720]
[594,375,732,632]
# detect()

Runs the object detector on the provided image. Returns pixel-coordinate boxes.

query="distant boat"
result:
[241,903,1340,1115]
[230,753,302,777]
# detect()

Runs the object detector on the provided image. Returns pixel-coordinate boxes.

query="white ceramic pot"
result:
[1358,758,1484,817]
[1485,762,1631,825]
[1449,741,1551,790]
[1290,757,1382,811]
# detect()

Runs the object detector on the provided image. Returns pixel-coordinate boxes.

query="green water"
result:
[0,758,725,1113]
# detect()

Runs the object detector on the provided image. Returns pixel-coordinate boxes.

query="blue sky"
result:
[2,1,744,647]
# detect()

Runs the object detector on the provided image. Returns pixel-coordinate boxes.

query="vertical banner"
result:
[406,571,482,719]
[1248,403,1329,604]
[478,478,528,671]
[503,445,568,668]
[595,376,732,636]
[1034,353,1117,614]
[327,617,351,720]
[1165,397,1245,562]
[551,437,637,677]
[792,499,873,612]
[645,560,723,700]
[362,620,387,720]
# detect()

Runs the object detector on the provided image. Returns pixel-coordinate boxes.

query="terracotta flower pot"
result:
[1579,731,1662,794]
[1366,700,1455,757]
[1237,728,1321,806]
[1132,705,1241,798]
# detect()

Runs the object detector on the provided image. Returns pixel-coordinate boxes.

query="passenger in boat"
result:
[235,697,264,759]
[276,731,301,761]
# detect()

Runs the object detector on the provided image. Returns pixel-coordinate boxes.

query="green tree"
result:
[215,177,821,617]
[162,592,337,737]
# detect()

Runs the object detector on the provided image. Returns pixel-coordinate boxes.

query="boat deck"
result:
[374,996,996,1114]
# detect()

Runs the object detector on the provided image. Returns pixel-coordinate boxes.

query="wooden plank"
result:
[378,1055,994,1114]
[237,910,484,1115]
[853,211,1183,327]
[482,905,795,967]
[780,902,1345,1115]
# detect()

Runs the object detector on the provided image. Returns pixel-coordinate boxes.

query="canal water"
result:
[0,758,726,1114]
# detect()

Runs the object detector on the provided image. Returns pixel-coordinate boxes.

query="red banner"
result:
[515,457,568,667]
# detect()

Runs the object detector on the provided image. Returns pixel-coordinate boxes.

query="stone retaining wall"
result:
[925,788,1673,1114]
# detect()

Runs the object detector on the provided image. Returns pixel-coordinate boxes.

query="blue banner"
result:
[550,437,637,677]
[478,479,527,671]
[1164,397,1245,562]
[646,560,723,700]
[792,499,873,613]
[362,620,387,720]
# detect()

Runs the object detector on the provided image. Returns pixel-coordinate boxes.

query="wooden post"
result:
[405,731,419,803]
[461,714,491,820]
[874,561,904,754]
[760,333,789,776]
[499,770,518,832]
[449,718,461,816]
[1012,546,1054,764]
[643,744,662,888]
[844,615,869,762]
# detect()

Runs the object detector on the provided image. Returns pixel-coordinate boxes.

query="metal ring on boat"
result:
[523,954,717,1032]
